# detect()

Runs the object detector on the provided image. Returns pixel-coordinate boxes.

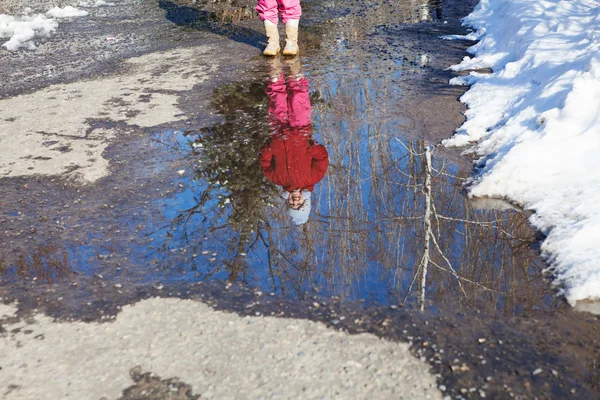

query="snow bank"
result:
[443,0,600,305]
[1,7,88,51]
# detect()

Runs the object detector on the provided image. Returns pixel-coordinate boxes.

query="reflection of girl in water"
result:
[259,62,329,225]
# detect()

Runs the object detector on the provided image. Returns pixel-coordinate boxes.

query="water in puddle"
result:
[0,0,565,316]
[161,65,552,315]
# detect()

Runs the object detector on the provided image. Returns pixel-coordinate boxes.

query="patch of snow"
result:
[46,6,88,18]
[443,0,600,305]
[441,31,479,41]
[79,0,116,7]
[1,7,88,51]
[0,13,57,51]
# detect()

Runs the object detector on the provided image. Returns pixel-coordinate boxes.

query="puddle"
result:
[0,0,566,317]
[156,68,554,315]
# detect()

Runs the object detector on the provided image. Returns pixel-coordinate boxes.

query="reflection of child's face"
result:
[287,191,304,210]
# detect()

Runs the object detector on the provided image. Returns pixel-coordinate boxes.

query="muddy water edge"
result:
[0,0,599,398]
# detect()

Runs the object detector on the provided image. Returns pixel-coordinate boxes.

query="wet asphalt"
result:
[1,0,600,398]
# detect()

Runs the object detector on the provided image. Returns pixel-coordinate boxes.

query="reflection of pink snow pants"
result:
[256,0,302,24]
[266,74,311,128]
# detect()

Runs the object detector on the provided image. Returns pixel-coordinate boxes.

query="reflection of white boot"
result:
[263,20,280,56]
[269,57,283,81]
[282,19,299,56]
[285,57,302,80]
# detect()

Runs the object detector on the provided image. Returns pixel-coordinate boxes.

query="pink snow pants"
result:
[256,0,302,24]
[266,74,311,128]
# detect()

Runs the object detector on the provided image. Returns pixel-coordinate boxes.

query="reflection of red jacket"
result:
[259,74,329,192]
[259,132,329,192]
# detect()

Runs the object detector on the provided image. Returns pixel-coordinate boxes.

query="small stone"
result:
[478,338,486,343]
[114,284,122,288]
[479,389,486,398]
[532,368,543,376]
[551,369,559,377]
[177,170,185,175]
[438,384,446,391]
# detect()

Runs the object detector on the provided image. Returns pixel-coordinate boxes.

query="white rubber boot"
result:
[282,19,299,56]
[263,20,280,56]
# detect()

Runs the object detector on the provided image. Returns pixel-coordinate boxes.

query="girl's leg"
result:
[279,0,301,55]
[256,0,279,24]
[278,0,301,23]
[256,0,280,55]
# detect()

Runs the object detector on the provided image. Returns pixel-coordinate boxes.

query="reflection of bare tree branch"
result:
[418,145,433,310]
[1,245,74,284]
[435,214,507,226]
[394,140,542,310]
[430,259,505,295]
[429,222,468,299]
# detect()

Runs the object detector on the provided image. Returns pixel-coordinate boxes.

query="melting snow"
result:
[46,6,88,18]
[444,0,600,305]
[1,7,88,51]
[79,0,116,7]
